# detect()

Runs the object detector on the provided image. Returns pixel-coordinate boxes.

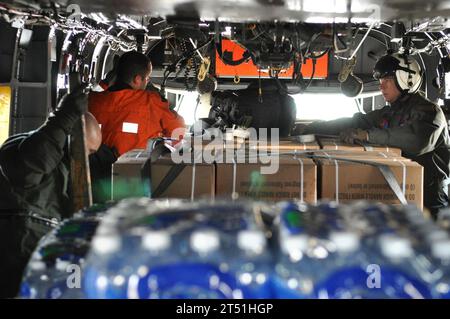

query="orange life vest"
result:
[88,89,185,156]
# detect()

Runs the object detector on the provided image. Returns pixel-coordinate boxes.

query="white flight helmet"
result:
[373,53,423,94]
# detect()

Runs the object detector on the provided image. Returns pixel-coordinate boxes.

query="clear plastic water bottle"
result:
[20,260,52,299]
[273,234,315,298]
[430,239,450,298]
[375,234,432,298]
[327,231,364,267]
[272,202,317,298]
[45,258,84,299]
[314,231,374,299]
[437,208,450,233]
[227,229,273,298]
[83,233,129,299]
[198,202,258,234]
[128,230,173,299]
[21,223,93,299]
[144,228,236,299]
[278,202,308,238]
[405,220,450,288]
[37,217,101,249]
[56,219,99,240]
[422,226,449,245]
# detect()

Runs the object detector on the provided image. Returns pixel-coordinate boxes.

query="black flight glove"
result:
[50,86,89,135]
[340,128,369,144]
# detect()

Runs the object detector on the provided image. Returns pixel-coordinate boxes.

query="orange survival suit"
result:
[88,84,185,203]
[89,88,185,156]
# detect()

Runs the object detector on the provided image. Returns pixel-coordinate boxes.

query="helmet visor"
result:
[373,70,389,80]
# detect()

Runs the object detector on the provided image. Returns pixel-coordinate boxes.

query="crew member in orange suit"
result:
[88,51,185,202]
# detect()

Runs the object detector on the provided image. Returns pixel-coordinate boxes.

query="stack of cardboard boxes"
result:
[112,137,423,209]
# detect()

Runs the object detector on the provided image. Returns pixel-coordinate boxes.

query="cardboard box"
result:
[318,138,365,151]
[359,144,402,156]
[311,150,409,161]
[318,137,401,155]
[110,149,147,200]
[251,138,321,152]
[317,157,423,208]
[186,137,246,151]
[216,155,317,203]
[112,150,215,200]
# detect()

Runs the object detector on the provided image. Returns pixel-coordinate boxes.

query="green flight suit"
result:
[0,104,79,298]
[305,92,450,216]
